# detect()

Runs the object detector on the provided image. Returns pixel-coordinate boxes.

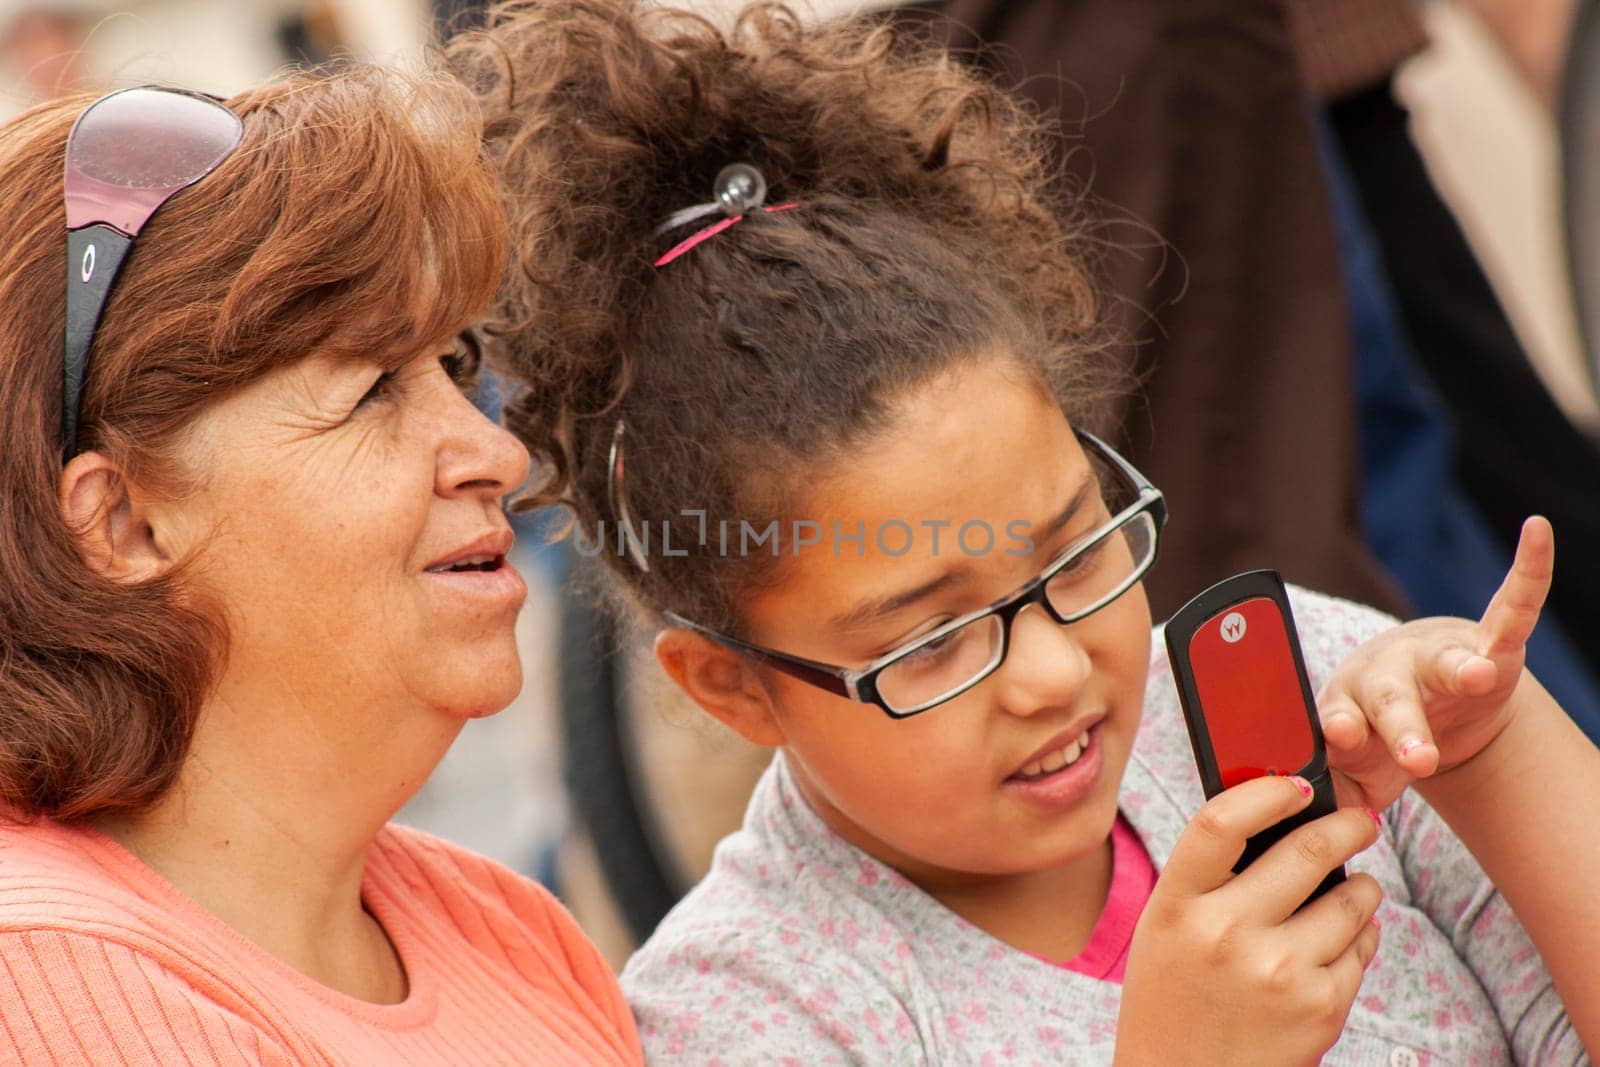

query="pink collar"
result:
[1033,814,1156,984]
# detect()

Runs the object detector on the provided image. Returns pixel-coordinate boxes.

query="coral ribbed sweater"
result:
[0,818,642,1065]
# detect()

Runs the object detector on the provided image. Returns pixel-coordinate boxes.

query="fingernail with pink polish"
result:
[1288,775,1313,798]
[1398,737,1427,759]
[1364,807,1383,831]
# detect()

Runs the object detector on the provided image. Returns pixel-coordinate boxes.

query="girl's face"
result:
[739,359,1152,884]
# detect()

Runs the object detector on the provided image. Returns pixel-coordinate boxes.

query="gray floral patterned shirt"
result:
[622,588,1587,1064]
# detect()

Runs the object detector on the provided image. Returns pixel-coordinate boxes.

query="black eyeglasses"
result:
[61,86,243,459]
[665,430,1167,718]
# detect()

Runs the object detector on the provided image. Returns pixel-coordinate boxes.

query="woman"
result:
[457,1,1597,1061]
[0,66,640,1064]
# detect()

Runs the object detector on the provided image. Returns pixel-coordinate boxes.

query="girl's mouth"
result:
[1003,724,1105,809]
[1010,732,1090,781]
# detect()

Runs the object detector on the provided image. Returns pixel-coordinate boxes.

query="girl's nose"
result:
[989,602,1093,718]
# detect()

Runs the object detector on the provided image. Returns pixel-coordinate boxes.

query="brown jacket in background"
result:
[895,0,1411,620]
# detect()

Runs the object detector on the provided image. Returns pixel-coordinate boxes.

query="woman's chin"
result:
[427,651,524,720]
[467,675,524,719]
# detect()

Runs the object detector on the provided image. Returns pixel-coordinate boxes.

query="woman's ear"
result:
[58,452,174,583]
[655,627,786,747]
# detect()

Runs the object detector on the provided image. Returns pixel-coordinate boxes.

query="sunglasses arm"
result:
[63,224,134,458]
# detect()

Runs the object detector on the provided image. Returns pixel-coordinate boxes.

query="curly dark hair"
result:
[452,0,1123,631]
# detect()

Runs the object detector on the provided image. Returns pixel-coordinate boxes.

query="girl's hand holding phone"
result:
[1316,516,1553,812]
[1116,776,1382,1066]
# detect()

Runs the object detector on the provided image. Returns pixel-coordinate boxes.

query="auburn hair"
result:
[453,0,1121,631]
[0,65,506,821]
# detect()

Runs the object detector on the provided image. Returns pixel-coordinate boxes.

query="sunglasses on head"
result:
[61,85,242,460]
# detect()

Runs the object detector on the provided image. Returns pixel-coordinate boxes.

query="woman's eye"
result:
[356,371,396,409]
[441,333,481,388]
[440,352,469,383]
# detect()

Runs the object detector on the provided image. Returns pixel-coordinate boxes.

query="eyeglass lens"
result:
[876,509,1158,713]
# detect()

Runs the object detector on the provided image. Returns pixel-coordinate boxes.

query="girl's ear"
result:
[58,451,175,583]
[656,627,786,748]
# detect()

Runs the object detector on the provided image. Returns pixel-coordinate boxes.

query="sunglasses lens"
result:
[60,87,243,459]
[67,88,240,190]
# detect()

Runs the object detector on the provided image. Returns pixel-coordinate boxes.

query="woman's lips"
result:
[422,528,515,572]
[423,556,527,610]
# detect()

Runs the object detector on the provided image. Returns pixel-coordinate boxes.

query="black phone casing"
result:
[1164,570,1344,903]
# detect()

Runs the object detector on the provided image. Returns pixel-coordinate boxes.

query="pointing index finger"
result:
[1477,516,1553,657]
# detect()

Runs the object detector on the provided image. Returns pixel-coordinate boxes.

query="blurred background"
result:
[7,0,1600,969]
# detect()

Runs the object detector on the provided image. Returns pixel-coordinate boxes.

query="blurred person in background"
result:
[0,7,87,101]
[1461,0,1581,104]
[0,62,639,1064]
[0,1,437,121]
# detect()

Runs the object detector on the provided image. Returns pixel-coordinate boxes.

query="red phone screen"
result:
[1185,596,1317,788]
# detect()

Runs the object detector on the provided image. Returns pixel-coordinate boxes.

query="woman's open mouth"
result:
[422,539,526,610]
[425,553,505,574]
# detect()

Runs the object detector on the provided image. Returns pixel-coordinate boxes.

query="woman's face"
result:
[739,359,1153,884]
[160,343,531,723]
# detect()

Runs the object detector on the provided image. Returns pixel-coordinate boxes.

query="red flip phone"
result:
[1164,570,1344,903]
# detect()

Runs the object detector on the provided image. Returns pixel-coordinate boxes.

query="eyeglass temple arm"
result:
[1075,428,1149,487]
[664,613,854,699]
[63,225,134,459]
[737,644,855,698]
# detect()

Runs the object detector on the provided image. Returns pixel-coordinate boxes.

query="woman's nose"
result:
[990,602,1093,717]
[434,379,532,500]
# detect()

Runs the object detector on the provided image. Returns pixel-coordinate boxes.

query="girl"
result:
[459,1,1598,1061]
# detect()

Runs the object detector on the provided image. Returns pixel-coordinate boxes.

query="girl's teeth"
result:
[1019,733,1091,780]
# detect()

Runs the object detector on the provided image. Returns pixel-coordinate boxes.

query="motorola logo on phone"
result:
[1220,611,1247,643]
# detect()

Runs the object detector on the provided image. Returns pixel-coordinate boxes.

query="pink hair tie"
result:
[653,202,800,268]
[651,162,800,268]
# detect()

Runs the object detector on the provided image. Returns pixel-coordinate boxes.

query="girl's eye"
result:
[1059,541,1101,574]
[356,370,396,409]
[873,616,954,662]
[1047,540,1110,599]
[1053,540,1105,581]
[902,631,957,664]
[895,629,969,676]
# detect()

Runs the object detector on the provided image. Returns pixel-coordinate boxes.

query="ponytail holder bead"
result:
[652,162,798,268]
[713,163,766,216]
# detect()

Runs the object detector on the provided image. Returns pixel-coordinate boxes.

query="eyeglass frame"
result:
[61,85,243,460]
[663,428,1168,719]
